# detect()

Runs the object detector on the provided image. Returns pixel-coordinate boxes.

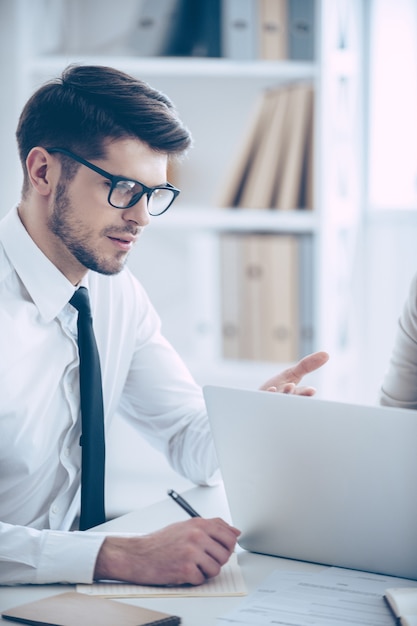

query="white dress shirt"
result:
[380,270,417,409]
[0,207,217,585]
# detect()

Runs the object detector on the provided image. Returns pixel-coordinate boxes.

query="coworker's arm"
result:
[0,521,105,585]
[94,517,240,586]
[260,351,329,395]
[380,272,417,408]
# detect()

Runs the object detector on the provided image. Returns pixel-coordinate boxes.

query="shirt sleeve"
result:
[115,275,219,486]
[119,329,220,485]
[0,521,106,585]
[379,271,417,409]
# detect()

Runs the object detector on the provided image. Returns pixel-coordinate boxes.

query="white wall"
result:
[361,212,417,404]
[0,1,23,215]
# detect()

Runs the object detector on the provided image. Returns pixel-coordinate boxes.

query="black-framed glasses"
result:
[48,147,180,216]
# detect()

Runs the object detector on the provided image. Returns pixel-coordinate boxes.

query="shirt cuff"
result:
[36,531,106,584]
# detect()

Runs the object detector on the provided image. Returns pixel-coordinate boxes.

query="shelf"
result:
[13,0,364,397]
[148,207,318,233]
[26,55,318,80]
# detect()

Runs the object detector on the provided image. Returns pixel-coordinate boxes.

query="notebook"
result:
[1,591,180,625]
[203,385,417,580]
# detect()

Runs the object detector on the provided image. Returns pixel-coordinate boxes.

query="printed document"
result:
[217,566,417,625]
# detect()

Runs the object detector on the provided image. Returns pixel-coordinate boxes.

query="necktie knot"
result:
[70,286,92,318]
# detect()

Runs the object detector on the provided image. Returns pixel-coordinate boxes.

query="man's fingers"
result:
[260,351,329,392]
[293,385,316,396]
[207,517,241,551]
[289,351,329,381]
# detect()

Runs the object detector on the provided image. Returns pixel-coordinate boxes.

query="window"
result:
[368,0,417,210]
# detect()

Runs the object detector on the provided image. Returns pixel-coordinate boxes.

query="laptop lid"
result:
[203,385,417,580]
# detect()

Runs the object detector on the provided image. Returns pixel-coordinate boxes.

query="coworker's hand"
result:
[94,517,241,586]
[260,351,329,396]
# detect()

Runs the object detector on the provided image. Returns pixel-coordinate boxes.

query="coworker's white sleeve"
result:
[0,522,105,585]
[380,271,417,409]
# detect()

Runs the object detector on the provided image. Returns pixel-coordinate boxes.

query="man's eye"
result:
[112,183,137,203]
[116,181,135,194]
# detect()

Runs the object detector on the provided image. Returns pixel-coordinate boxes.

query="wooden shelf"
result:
[27,55,318,80]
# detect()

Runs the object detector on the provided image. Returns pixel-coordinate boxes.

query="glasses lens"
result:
[109,179,176,214]
[148,188,175,216]
[110,180,144,208]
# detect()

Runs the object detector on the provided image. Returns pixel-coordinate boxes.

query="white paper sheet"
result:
[217,566,417,625]
[77,553,247,598]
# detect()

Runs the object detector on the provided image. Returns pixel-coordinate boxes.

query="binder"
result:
[238,234,299,361]
[238,87,290,209]
[218,82,314,212]
[222,0,258,60]
[191,0,222,57]
[259,234,299,361]
[128,0,185,57]
[288,82,315,210]
[273,83,314,210]
[220,233,300,362]
[239,235,265,360]
[259,0,288,60]
[288,0,315,61]
[298,233,315,356]
[220,234,242,358]
[217,91,269,208]
[301,89,315,210]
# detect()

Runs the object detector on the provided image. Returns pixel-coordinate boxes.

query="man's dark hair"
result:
[16,64,192,194]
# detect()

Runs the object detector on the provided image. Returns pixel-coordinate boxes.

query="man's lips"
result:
[107,234,138,250]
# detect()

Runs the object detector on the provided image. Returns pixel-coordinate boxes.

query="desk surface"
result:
[0,484,325,625]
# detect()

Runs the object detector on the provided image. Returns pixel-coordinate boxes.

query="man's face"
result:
[47,138,168,282]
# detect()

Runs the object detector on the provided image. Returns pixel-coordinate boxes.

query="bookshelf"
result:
[11,0,365,399]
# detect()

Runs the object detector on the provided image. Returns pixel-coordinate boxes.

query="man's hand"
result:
[94,517,241,586]
[260,351,329,395]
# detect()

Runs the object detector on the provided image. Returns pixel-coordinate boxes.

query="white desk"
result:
[0,484,325,625]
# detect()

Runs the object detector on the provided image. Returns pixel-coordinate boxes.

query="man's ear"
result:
[26,147,58,197]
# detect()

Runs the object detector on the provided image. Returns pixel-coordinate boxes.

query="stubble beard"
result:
[48,181,130,276]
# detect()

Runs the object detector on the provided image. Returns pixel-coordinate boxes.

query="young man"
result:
[0,64,329,586]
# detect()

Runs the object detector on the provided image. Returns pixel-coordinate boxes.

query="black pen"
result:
[168,489,201,518]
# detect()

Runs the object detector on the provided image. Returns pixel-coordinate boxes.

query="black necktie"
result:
[70,287,106,530]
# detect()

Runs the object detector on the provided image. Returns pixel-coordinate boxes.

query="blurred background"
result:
[1,0,417,517]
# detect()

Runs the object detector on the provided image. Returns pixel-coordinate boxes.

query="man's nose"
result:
[121,195,151,227]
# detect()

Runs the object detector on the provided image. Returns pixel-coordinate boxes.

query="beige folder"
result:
[2,591,180,626]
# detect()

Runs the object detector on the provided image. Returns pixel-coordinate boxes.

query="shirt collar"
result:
[0,207,80,322]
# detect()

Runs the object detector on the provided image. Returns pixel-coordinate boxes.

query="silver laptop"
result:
[203,385,417,580]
